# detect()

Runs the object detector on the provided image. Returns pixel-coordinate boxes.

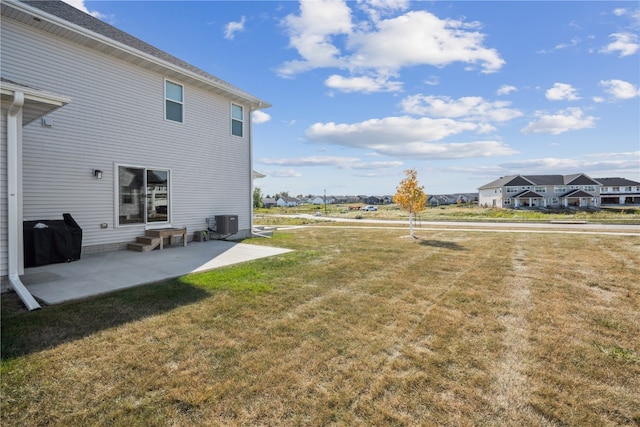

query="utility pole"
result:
[324,189,327,214]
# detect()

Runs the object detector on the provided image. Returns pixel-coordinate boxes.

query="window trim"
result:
[164,79,184,123]
[231,103,244,137]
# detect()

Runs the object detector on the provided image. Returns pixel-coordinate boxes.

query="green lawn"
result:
[2,227,639,426]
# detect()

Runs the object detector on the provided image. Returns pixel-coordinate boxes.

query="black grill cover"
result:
[23,213,82,267]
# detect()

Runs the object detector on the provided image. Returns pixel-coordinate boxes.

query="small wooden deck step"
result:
[127,227,188,252]
[127,236,161,252]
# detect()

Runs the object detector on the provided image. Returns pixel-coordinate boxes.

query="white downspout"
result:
[249,103,257,236]
[7,91,41,310]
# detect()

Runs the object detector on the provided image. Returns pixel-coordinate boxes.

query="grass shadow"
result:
[419,239,466,251]
[1,279,210,360]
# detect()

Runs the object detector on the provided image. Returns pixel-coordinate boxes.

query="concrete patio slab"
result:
[21,240,291,305]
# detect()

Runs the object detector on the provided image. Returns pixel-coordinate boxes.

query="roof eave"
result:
[4,0,270,109]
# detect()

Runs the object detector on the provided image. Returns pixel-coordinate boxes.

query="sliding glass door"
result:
[118,166,170,226]
[146,169,168,223]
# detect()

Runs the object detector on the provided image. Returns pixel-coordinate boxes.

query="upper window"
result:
[165,80,183,123]
[231,103,243,137]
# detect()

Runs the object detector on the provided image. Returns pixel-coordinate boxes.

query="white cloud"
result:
[252,110,271,124]
[613,8,627,17]
[278,0,353,77]
[600,32,639,57]
[266,169,302,178]
[356,0,410,22]
[259,156,402,169]
[62,0,106,19]
[325,74,402,93]
[424,76,440,86]
[498,151,640,175]
[521,108,597,135]
[497,85,517,95]
[346,11,504,73]
[600,79,640,99]
[373,140,516,159]
[304,116,515,159]
[537,37,581,54]
[401,95,522,122]
[554,37,581,50]
[545,83,580,101]
[224,16,246,40]
[307,116,477,145]
[278,1,505,91]
[612,7,640,22]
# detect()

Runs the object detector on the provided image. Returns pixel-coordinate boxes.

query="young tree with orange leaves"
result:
[393,168,427,238]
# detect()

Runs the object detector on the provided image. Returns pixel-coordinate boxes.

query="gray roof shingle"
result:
[595,177,640,186]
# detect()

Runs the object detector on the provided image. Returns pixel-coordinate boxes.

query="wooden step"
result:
[127,236,161,252]
[143,228,187,249]
[135,236,159,246]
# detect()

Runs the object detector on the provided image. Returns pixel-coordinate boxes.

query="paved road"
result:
[260,214,640,236]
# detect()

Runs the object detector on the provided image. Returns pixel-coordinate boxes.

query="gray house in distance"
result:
[478,174,601,209]
[1,0,269,302]
[596,177,640,205]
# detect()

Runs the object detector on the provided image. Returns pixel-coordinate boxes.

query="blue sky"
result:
[73,0,639,197]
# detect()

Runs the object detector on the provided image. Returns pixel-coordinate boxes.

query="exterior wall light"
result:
[93,169,103,179]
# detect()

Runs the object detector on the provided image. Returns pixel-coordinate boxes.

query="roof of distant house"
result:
[479,173,600,189]
[595,177,640,186]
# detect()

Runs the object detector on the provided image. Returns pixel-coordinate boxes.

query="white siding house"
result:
[1,0,270,296]
[276,197,301,207]
[596,177,640,205]
[478,174,601,209]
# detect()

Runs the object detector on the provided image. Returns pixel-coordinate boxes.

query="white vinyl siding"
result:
[1,18,253,253]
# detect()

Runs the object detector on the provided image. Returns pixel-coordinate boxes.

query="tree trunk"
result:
[409,212,414,237]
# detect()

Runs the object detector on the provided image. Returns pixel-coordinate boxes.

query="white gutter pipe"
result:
[7,91,41,310]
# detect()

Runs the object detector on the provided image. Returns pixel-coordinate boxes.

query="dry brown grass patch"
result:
[2,228,639,425]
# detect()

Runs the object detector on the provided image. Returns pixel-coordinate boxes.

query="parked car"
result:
[362,205,378,211]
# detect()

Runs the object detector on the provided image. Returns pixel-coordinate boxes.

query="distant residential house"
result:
[428,193,478,206]
[261,198,276,208]
[344,195,359,203]
[276,197,301,207]
[363,196,383,205]
[456,193,478,204]
[440,195,458,205]
[596,178,640,205]
[478,174,600,209]
[427,195,441,206]
[1,0,270,298]
[311,196,335,205]
[332,195,349,204]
